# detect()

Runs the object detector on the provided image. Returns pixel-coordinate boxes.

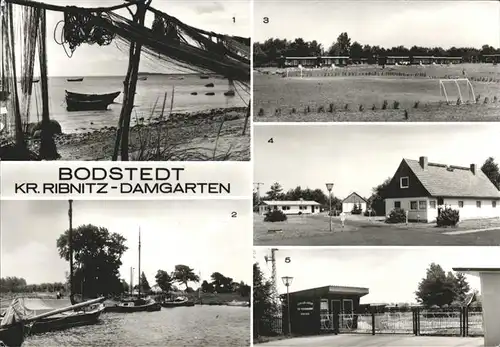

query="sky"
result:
[253,247,500,304]
[0,199,252,287]
[254,0,500,50]
[4,0,249,76]
[254,123,500,200]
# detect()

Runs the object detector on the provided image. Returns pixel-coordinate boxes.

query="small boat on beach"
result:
[138,76,148,81]
[161,296,195,308]
[226,300,250,307]
[224,90,235,96]
[200,75,209,79]
[67,77,84,82]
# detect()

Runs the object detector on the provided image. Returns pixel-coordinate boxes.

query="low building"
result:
[284,56,320,68]
[433,56,463,64]
[259,200,321,215]
[321,56,349,66]
[281,285,369,335]
[411,56,433,65]
[342,192,368,214]
[384,156,500,222]
[482,54,500,64]
[385,56,410,65]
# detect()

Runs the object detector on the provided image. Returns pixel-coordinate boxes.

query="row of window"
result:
[266,206,310,210]
[394,200,498,210]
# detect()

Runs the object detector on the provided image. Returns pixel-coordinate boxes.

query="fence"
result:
[337,307,483,337]
[256,307,483,338]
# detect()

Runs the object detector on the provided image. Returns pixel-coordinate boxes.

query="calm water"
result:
[23,306,250,346]
[24,75,246,134]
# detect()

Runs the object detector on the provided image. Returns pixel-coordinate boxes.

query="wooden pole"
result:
[113,0,150,161]
[242,104,250,135]
[138,228,141,298]
[68,199,74,304]
[38,8,58,160]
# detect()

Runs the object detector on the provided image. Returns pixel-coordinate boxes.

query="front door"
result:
[331,300,341,333]
[311,206,315,213]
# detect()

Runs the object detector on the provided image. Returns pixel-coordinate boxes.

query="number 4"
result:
[268,138,274,143]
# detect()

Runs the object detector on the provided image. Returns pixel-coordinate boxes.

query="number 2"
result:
[231,211,237,218]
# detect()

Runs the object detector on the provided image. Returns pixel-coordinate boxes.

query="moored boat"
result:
[65,90,120,112]
[66,98,112,112]
[65,90,120,103]
[161,296,195,308]
[67,77,84,82]
[105,297,161,313]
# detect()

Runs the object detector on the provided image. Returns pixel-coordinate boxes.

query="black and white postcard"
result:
[0,199,251,346]
[254,123,500,246]
[253,0,500,122]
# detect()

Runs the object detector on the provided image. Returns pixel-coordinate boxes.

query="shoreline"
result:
[26,106,250,161]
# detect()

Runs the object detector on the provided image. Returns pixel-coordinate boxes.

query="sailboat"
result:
[105,229,161,313]
[0,201,105,347]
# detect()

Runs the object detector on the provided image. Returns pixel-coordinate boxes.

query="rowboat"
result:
[66,98,112,112]
[65,90,120,102]
[161,296,195,308]
[67,77,84,82]
[65,90,120,112]
[138,76,148,81]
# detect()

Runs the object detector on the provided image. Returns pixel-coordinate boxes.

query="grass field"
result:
[254,213,500,246]
[254,64,500,122]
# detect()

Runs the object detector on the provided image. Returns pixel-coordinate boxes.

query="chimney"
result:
[470,164,477,175]
[419,156,428,170]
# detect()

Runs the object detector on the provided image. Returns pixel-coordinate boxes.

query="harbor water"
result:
[23,306,250,346]
[22,74,247,134]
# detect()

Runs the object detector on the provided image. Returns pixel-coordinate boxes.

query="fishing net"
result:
[1,298,35,326]
[0,2,43,143]
[55,4,250,89]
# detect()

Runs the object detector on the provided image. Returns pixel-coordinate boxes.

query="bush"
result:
[30,119,62,137]
[385,208,407,224]
[436,207,460,227]
[264,210,287,222]
[351,204,362,215]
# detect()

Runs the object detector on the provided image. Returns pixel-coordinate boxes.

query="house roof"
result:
[404,159,500,198]
[342,192,368,203]
[261,200,321,206]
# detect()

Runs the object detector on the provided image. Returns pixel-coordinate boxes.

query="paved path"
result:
[261,334,484,346]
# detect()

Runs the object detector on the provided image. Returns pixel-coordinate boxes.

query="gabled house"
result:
[259,200,321,215]
[384,156,500,222]
[342,192,368,213]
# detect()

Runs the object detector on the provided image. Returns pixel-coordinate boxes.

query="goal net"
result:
[439,78,476,104]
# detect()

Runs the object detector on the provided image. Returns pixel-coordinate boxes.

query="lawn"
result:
[254,64,500,122]
[254,213,500,246]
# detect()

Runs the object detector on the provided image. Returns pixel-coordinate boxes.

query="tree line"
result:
[254,32,500,66]
[0,277,65,293]
[2,224,249,299]
[254,183,342,211]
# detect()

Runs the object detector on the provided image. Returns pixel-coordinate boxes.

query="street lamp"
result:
[326,183,334,232]
[282,276,294,336]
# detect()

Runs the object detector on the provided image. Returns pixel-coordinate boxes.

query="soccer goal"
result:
[439,78,476,104]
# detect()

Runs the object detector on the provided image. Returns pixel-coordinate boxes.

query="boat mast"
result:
[68,200,74,304]
[138,228,141,298]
